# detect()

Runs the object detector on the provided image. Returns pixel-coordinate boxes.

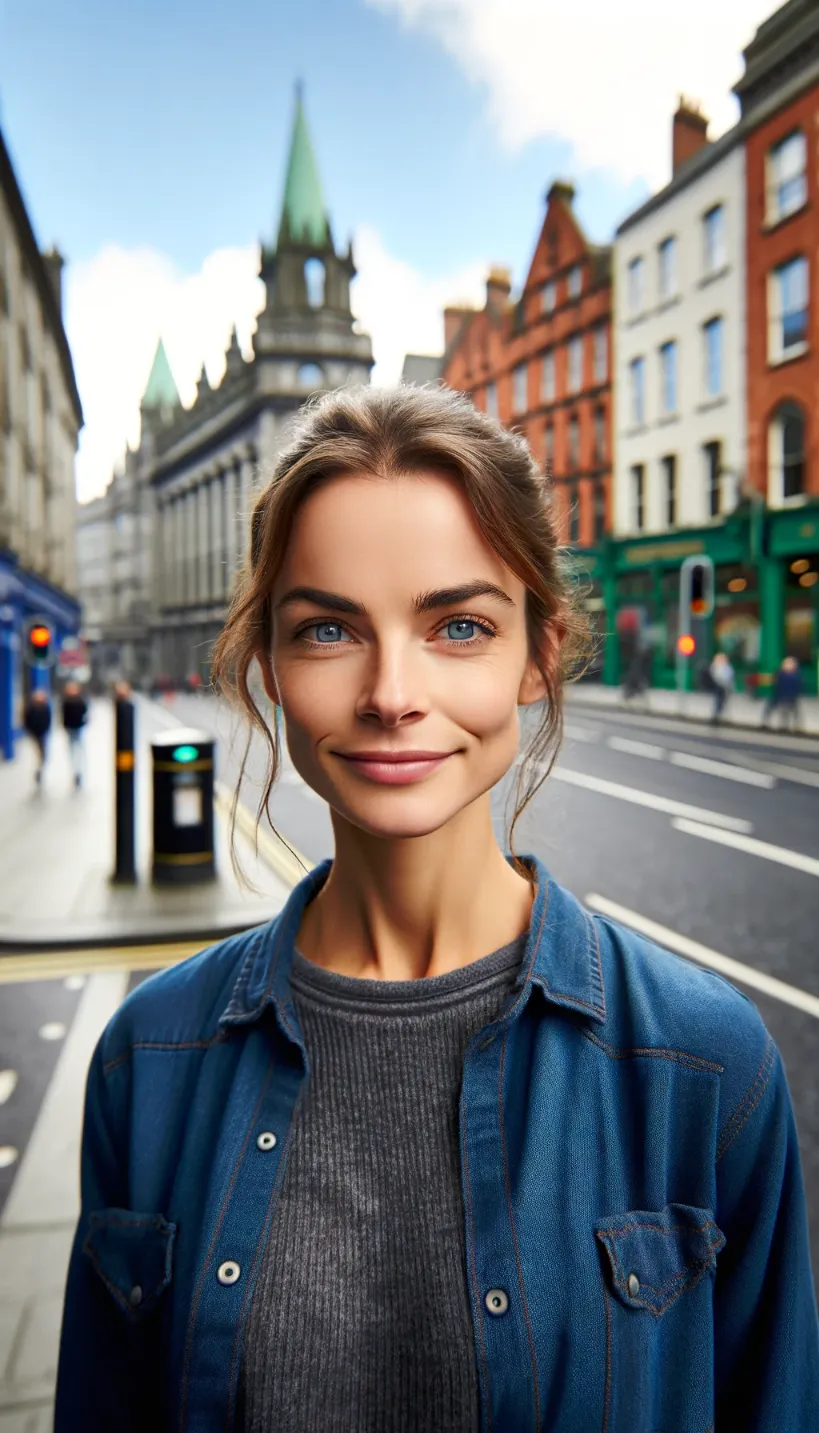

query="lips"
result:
[337,751,453,763]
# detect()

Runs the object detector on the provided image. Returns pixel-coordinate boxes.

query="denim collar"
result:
[219,852,606,1033]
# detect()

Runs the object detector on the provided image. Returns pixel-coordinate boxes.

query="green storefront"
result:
[567,499,819,697]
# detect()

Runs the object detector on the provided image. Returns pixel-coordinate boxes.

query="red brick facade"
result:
[442,183,612,547]
[745,82,818,501]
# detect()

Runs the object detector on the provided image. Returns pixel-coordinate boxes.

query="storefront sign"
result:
[622,539,704,566]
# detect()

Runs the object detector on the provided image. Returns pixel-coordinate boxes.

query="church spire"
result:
[276,84,330,248]
[142,338,180,409]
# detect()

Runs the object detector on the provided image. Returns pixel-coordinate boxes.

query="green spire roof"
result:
[142,338,180,408]
[277,86,330,247]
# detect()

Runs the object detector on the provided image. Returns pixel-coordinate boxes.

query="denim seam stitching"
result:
[582,1029,724,1072]
[462,1050,492,1431]
[715,1034,776,1163]
[497,1029,541,1427]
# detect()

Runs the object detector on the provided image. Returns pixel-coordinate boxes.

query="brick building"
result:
[442,182,612,549]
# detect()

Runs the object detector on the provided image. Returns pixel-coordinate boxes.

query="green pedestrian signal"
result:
[172,744,199,763]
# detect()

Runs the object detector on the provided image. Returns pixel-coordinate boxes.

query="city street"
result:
[1,688,818,1426]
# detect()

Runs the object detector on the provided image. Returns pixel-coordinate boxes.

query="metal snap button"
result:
[628,1273,640,1297]
[217,1261,241,1286]
[128,1284,143,1307]
[257,1132,277,1151]
[485,1288,509,1316]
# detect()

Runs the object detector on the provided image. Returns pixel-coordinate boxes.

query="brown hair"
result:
[211,384,591,888]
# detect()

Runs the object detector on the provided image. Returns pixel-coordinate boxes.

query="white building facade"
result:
[614,132,747,537]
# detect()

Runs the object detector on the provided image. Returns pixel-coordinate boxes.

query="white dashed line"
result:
[38,1022,67,1042]
[607,736,664,760]
[585,893,819,1020]
[0,1070,18,1105]
[0,1147,19,1169]
[672,818,819,878]
[550,767,753,833]
[669,751,775,788]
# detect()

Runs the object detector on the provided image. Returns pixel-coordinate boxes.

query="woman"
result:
[55,386,818,1431]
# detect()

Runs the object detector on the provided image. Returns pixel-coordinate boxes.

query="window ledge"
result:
[769,493,809,510]
[696,395,728,413]
[768,342,808,368]
[697,264,730,290]
[625,311,648,328]
[657,413,679,427]
[655,294,682,314]
[762,200,809,234]
[623,424,649,438]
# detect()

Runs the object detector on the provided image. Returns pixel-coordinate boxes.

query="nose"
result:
[354,641,430,727]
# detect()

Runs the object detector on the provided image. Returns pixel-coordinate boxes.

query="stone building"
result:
[0,125,83,758]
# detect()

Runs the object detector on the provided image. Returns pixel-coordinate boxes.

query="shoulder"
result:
[97,919,276,1065]
[591,909,773,1125]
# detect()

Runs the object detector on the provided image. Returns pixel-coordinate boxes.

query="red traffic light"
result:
[30,625,51,648]
[677,634,696,656]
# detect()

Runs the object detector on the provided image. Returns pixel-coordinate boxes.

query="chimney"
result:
[41,246,65,313]
[485,266,511,321]
[672,98,709,174]
[443,305,473,350]
[547,180,576,207]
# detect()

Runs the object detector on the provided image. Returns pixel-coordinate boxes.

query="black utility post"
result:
[112,682,137,884]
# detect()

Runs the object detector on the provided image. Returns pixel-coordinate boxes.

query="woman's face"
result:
[262,468,547,841]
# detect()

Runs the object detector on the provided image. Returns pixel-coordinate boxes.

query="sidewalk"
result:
[0,696,296,950]
[566,680,819,738]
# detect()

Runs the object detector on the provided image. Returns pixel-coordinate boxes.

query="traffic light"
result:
[686,561,713,618]
[677,634,696,656]
[27,621,53,665]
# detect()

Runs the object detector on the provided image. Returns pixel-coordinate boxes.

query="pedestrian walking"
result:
[708,651,735,724]
[61,681,88,788]
[22,688,51,788]
[55,386,819,1432]
[762,655,803,731]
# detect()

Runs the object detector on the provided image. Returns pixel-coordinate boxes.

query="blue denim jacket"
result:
[55,855,819,1431]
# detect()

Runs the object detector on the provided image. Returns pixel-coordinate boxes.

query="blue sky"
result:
[0,0,768,500]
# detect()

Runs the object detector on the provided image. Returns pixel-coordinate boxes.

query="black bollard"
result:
[111,686,137,884]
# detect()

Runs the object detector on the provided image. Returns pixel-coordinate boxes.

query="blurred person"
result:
[708,651,735,724]
[55,387,819,1432]
[762,655,803,731]
[61,681,88,788]
[23,687,51,788]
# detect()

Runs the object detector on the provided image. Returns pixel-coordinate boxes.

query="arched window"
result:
[768,403,805,504]
[297,362,324,390]
[304,258,325,308]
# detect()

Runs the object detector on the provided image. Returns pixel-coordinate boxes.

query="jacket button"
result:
[485,1288,509,1316]
[628,1273,640,1297]
[257,1132,277,1151]
[128,1284,143,1307]
[217,1261,241,1286]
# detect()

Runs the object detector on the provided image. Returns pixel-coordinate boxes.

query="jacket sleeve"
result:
[714,1032,819,1428]
[54,1037,160,1432]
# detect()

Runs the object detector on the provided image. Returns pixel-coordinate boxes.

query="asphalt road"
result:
[2,689,818,1290]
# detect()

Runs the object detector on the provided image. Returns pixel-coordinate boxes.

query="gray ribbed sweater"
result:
[241,931,528,1433]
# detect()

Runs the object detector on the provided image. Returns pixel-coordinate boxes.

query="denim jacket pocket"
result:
[594,1204,725,1431]
[83,1208,177,1323]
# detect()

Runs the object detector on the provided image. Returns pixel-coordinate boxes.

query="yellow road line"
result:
[0,940,204,985]
[214,783,315,888]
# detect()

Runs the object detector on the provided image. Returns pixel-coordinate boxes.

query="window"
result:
[704,440,722,517]
[568,265,582,299]
[297,362,324,389]
[593,482,606,541]
[542,351,555,401]
[513,363,528,413]
[662,454,677,526]
[304,258,325,307]
[568,484,580,543]
[485,382,498,418]
[593,326,607,382]
[658,236,677,300]
[659,340,678,416]
[703,205,725,274]
[767,131,807,224]
[631,464,645,531]
[568,414,580,469]
[567,335,583,393]
[768,403,805,503]
[768,256,809,360]
[627,256,645,314]
[542,281,556,313]
[544,423,554,472]
[629,356,645,426]
[703,317,723,396]
[594,405,606,462]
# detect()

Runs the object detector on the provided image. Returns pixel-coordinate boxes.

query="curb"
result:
[565,691,819,744]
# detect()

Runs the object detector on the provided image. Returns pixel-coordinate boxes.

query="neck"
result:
[297,803,535,981]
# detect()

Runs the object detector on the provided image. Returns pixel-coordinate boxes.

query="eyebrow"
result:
[274,580,516,617]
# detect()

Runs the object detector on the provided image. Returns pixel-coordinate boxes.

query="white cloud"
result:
[366,0,772,187]
[65,232,487,504]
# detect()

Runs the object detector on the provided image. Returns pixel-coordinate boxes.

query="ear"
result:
[255,650,281,708]
[518,616,565,707]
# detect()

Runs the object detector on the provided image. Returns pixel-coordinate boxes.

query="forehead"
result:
[279,469,510,581]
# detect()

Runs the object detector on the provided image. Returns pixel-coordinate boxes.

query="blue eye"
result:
[447,620,478,641]
[313,623,347,644]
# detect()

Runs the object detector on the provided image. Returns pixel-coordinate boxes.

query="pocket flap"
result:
[83,1208,177,1321]
[595,1203,725,1317]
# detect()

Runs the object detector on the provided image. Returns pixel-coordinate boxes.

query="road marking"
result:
[672,818,819,878]
[742,758,819,790]
[0,1147,19,1168]
[564,722,600,743]
[38,1022,67,1041]
[215,782,314,888]
[550,767,753,833]
[565,700,819,755]
[607,736,664,760]
[0,940,205,986]
[668,751,775,788]
[585,893,819,1020]
[0,1070,18,1104]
